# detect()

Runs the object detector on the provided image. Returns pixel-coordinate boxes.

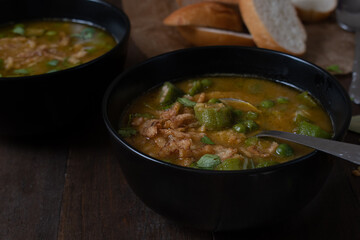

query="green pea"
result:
[243,119,259,132]
[233,123,246,133]
[45,30,57,36]
[200,78,212,87]
[260,100,275,108]
[277,97,289,104]
[276,143,294,157]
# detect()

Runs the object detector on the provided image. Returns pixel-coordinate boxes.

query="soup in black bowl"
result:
[0,0,130,136]
[118,74,334,170]
[103,46,351,231]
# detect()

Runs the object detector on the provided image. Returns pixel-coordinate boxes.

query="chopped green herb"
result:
[196,154,221,169]
[277,97,289,104]
[73,27,96,40]
[81,27,96,39]
[130,113,155,119]
[326,64,343,74]
[47,59,59,67]
[84,47,97,53]
[45,30,57,36]
[12,24,25,35]
[201,135,214,145]
[260,100,275,108]
[200,78,212,87]
[13,68,29,75]
[118,127,137,138]
[128,113,155,125]
[177,97,196,107]
[0,74,2,77]
[47,69,58,73]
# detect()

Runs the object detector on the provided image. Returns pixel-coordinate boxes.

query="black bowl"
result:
[0,0,130,136]
[103,46,351,231]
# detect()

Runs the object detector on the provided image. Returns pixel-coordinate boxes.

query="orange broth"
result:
[119,75,333,170]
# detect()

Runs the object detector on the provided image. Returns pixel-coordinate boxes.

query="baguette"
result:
[291,0,337,22]
[239,0,307,56]
[177,26,255,46]
[163,2,243,32]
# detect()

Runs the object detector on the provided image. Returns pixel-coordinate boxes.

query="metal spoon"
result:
[257,130,360,165]
[336,0,360,104]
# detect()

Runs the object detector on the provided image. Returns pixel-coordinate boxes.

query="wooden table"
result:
[1,1,360,239]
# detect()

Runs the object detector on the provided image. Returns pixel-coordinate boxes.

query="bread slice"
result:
[177,26,255,46]
[164,2,243,32]
[291,0,337,22]
[239,0,307,56]
[176,0,240,7]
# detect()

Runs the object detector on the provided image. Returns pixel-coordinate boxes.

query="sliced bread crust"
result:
[164,2,243,32]
[291,0,337,22]
[239,0,307,56]
[177,26,255,46]
[176,0,240,7]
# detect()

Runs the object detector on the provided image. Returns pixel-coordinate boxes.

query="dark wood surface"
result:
[1,1,360,239]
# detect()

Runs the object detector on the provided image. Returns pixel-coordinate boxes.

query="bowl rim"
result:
[103,46,352,174]
[0,0,130,82]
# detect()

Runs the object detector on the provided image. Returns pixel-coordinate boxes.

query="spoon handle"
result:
[349,31,360,104]
[257,130,360,165]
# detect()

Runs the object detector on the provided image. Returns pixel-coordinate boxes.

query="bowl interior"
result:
[0,0,129,59]
[105,46,351,143]
[0,0,130,136]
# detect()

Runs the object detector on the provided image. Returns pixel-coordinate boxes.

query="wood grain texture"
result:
[0,137,68,240]
[56,116,211,240]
